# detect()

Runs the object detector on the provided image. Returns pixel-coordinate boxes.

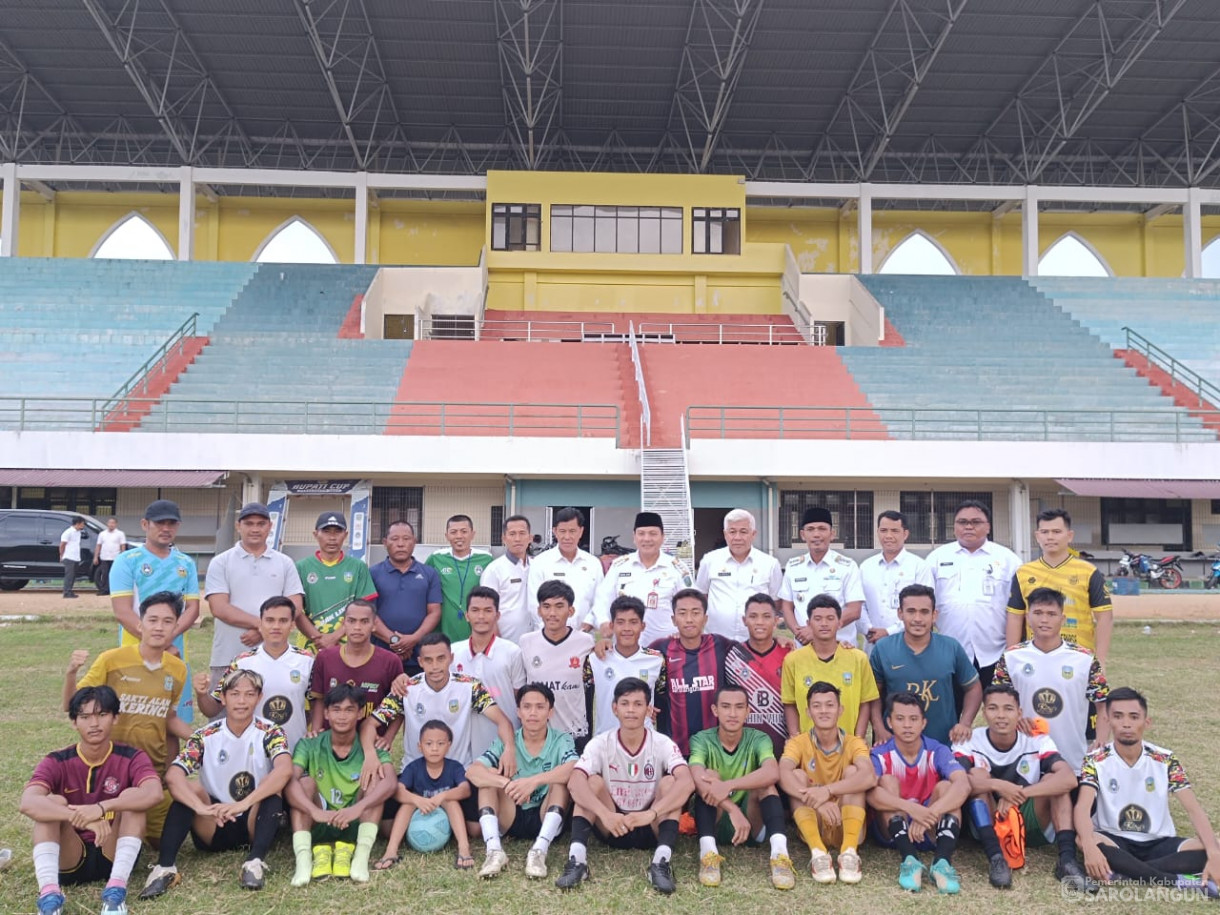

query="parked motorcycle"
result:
[1195,545,1220,589]
[598,533,632,573]
[1116,550,1184,589]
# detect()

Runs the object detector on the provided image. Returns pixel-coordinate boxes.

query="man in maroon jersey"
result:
[309,600,404,733]
[725,593,792,760]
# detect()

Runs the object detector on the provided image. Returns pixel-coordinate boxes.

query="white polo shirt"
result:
[694,546,783,641]
[777,549,865,642]
[60,526,82,563]
[479,553,536,643]
[204,543,305,668]
[451,634,527,748]
[96,528,127,562]
[925,539,1021,667]
[592,551,694,646]
[858,549,933,636]
[527,546,605,627]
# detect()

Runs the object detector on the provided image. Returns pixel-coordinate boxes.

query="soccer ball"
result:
[407,808,452,853]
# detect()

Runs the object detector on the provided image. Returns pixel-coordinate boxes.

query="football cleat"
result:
[525,848,548,879]
[837,850,862,884]
[898,855,924,892]
[810,850,836,884]
[769,854,796,890]
[138,866,180,900]
[99,885,128,915]
[311,845,333,881]
[698,851,724,887]
[478,849,509,879]
[647,859,676,895]
[988,854,1013,889]
[930,858,961,895]
[37,891,65,915]
[240,858,267,891]
[555,856,589,890]
[332,841,354,879]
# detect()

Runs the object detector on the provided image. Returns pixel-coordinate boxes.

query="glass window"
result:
[692,207,740,255]
[661,208,683,254]
[491,203,541,252]
[371,487,424,543]
[17,487,116,517]
[550,204,683,254]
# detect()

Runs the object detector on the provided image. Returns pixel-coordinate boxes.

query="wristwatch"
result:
[389,634,401,645]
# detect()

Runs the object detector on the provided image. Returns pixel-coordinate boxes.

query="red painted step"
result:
[98,336,210,432]
[338,294,364,339]
[1116,349,1220,435]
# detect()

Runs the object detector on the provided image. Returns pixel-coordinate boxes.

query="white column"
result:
[1,162,19,257]
[1022,186,1039,277]
[177,166,195,262]
[857,184,873,274]
[354,171,369,265]
[1009,479,1031,561]
[1183,187,1203,279]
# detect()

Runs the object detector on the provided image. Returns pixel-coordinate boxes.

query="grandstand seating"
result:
[840,275,1215,441]
[1032,277,1220,384]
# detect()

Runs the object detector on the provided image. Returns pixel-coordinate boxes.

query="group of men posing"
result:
[22,499,1220,913]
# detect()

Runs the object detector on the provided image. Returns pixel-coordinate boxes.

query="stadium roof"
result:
[3,0,1220,194]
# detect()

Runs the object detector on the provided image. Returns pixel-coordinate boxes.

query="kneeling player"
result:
[867,692,970,894]
[467,682,579,879]
[689,684,794,890]
[287,685,397,886]
[779,681,875,884]
[953,684,1085,890]
[140,669,292,898]
[21,686,163,915]
[556,677,694,895]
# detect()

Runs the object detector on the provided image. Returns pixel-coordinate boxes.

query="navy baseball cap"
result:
[238,502,271,521]
[315,512,348,531]
[144,499,182,522]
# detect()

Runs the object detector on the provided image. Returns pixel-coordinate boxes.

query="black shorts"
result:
[505,805,543,841]
[60,843,118,887]
[193,811,251,853]
[1100,832,1186,861]
[593,813,656,851]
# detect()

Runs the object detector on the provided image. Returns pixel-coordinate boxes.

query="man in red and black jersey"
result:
[651,589,740,756]
[725,593,792,760]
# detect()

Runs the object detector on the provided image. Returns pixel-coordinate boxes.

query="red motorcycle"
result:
[1116,550,1184,589]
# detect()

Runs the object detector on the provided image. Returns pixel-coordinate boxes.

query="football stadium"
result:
[2,0,1220,912]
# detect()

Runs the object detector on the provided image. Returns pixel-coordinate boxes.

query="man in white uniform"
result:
[593,512,693,646]
[859,510,932,649]
[528,507,604,629]
[695,509,782,642]
[93,517,127,597]
[479,515,536,642]
[778,507,864,644]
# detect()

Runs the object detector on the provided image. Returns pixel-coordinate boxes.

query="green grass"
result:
[0,613,1217,914]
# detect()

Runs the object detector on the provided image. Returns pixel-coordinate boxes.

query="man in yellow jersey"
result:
[1006,509,1112,664]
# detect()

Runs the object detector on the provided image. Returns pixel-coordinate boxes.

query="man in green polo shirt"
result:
[296,512,378,651]
[425,514,493,642]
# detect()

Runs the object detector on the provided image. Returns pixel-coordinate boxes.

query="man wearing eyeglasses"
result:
[924,501,1020,691]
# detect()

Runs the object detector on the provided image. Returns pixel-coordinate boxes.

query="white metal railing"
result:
[443,317,820,344]
[628,321,652,446]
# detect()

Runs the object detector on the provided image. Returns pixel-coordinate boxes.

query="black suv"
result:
[0,510,105,591]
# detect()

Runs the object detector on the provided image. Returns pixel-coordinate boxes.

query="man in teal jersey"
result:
[286,684,396,885]
[689,684,794,890]
[426,514,493,642]
[109,500,199,722]
[295,512,378,650]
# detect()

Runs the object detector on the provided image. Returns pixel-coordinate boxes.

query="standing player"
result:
[779,681,876,884]
[694,509,782,642]
[583,595,666,738]
[993,586,1109,774]
[520,580,596,749]
[109,499,199,722]
[1007,509,1113,664]
[197,596,314,750]
[287,684,396,886]
[479,515,537,642]
[467,683,579,880]
[295,512,377,651]
[953,684,1085,890]
[781,594,877,742]
[426,514,494,643]
[651,588,738,756]
[870,584,981,747]
[140,669,292,898]
[452,586,528,754]
[688,684,794,890]
[860,511,933,648]
[777,507,865,645]
[67,590,191,846]
[724,593,791,759]
[21,686,163,915]
[591,512,694,645]
[1076,687,1220,889]
[528,507,604,629]
[309,599,404,730]
[868,692,970,894]
[555,677,695,895]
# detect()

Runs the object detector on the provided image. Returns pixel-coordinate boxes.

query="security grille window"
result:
[428,315,476,339]
[692,207,741,254]
[899,491,994,544]
[491,203,541,251]
[490,505,505,547]
[17,487,117,517]
[780,490,874,550]
[370,487,424,543]
[1101,498,1190,551]
[550,205,683,254]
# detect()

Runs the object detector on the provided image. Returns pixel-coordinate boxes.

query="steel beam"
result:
[495,0,564,169]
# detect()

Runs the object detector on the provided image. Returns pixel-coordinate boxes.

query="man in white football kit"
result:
[778,507,864,644]
[1075,688,1220,890]
[527,507,604,630]
[694,509,782,642]
[592,512,693,646]
[859,510,933,648]
[520,580,596,750]
[555,677,694,895]
[583,595,666,737]
[451,586,528,750]
[479,515,537,642]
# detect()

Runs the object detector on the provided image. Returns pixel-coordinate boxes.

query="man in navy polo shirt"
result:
[370,520,441,675]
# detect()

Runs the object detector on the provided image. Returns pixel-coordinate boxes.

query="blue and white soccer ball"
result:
[407,808,452,853]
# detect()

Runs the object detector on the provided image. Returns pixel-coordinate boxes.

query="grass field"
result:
[0,613,1216,915]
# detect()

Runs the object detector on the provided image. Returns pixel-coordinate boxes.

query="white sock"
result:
[531,809,564,852]
[698,836,718,856]
[769,833,789,858]
[108,836,142,885]
[480,812,502,852]
[569,842,587,865]
[33,842,59,894]
[653,844,672,864]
